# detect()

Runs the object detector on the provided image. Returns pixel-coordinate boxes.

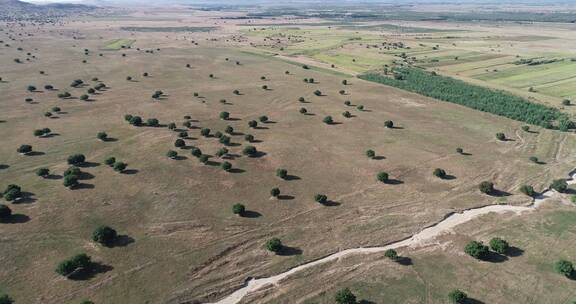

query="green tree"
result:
[276,169,288,179]
[299,107,307,114]
[92,225,117,246]
[384,249,398,260]
[221,161,232,171]
[168,122,177,130]
[377,172,389,183]
[200,128,211,137]
[343,111,352,118]
[344,100,351,106]
[178,131,188,139]
[232,203,245,216]
[199,154,209,164]
[384,120,394,128]
[314,194,328,204]
[496,133,506,141]
[67,154,86,166]
[551,179,568,193]
[489,237,509,254]
[243,146,257,156]
[219,136,231,146]
[314,90,322,96]
[519,185,535,197]
[0,294,14,304]
[36,167,50,177]
[433,168,447,178]
[245,134,254,142]
[248,120,258,128]
[2,185,22,202]
[113,162,127,172]
[555,260,574,278]
[259,116,269,123]
[323,116,333,124]
[167,150,178,159]
[147,118,159,127]
[220,111,230,120]
[216,148,229,158]
[266,238,283,253]
[175,139,186,148]
[448,289,467,304]
[129,116,142,126]
[456,147,464,154]
[191,148,202,158]
[63,175,79,188]
[271,187,280,198]
[97,132,108,141]
[225,126,234,134]
[464,240,489,259]
[479,181,494,194]
[55,253,92,277]
[17,144,32,154]
[80,94,89,101]
[335,288,357,304]
[366,150,375,159]
[105,157,116,166]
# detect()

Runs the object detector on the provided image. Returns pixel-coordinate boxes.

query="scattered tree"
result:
[63,175,79,189]
[314,194,328,204]
[17,144,32,155]
[384,120,394,128]
[270,187,280,198]
[97,132,108,141]
[2,185,22,202]
[243,145,257,156]
[167,150,178,159]
[489,237,509,254]
[35,167,50,178]
[225,126,234,134]
[377,172,389,183]
[259,116,269,123]
[496,133,506,141]
[67,154,86,166]
[113,162,127,172]
[464,240,489,259]
[551,179,568,193]
[0,294,14,304]
[519,185,535,197]
[384,249,398,261]
[555,260,574,278]
[221,161,232,171]
[232,203,245,216]
[343,111,352,118]
[276,169,288,179]
[335,288,357,304]
[248,120,258,128]
[216,148,229,158]
[366,150,375,159]
[92,226,117,246]
[105,157,116,166]
[266,238,283,253]
[191,148,202,158]
[220,111,230,120]
[299,108,307,114]
[55,253,92,277]
[244,134,254,142]
[479,181,494,194]
[448,289,467,304]
[175,139,186,148]
[323,116,333,124]
[433,168,447,179]
[200,128,211,137]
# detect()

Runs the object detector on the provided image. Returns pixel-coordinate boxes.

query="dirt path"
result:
[209,171,576,304]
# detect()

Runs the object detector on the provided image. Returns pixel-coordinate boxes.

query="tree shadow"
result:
[112,235,135,247]
[483,252,509,263]
[534,160,547,165]
[304,113,316,116]
[230,131,245,136]
[372,156,386,160]
[206,161,220,167]
[46,174,63,180]
[228,168,246,174]
[506,246,524,257]
[359,300,377,304]
[264,121,277,124]
[78,161,100,168]
[277,246,303,256]
[278,195,295,200]
[69,262,113,281]
[122,169,139,175]
[490,189,512,197]
[173,156,188,161]
[3,214,31,224]
[248,151,267,158]
[26,151,45,156]
[43,133,60,138]
[78,172,95,180]
[396,256,413,266]
[442,175,457,180]
[284,174,301,181]
[223,154,241,160]
[74,183,95,190]
[242,210,262,218]
[227,117,242,121]
[103,137,118,142]
[390,126,404,129]
[14,192,36,204]
[322,200,341,207]
[254,126,269,130]
[385,179,404,185]
[460,152,473,156]
[0,164,9,170]
[464,298,485,304]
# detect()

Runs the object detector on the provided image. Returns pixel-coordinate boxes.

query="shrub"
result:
[129,116,143,126]
[356,105,364,111]
[323,116,333,124]
[175,139,186,148]
[314,194,328,204]
[248,120,258,128]
[168,122,177,130]
[489,237,509,254]
[17,144,32,154]
[92,226,117,246]
[55,253,91,277]
[262,85,268,90]
[479,181,494,194]
[456,147,463,154]
[464,240,489,259]
[562,99,571,106]
[343,111,352,118]
[64,166,81,177]
[147,118,159,127]
[105,157,116,166]
[244,134,254,142]
[34,129,45,137]
[167,150,178,159]
[200,128,211,137]
[216,148,229,158]
[80,94,89,101]
[298,97,305,102]
[199,154,209,164]
[314,90,322,96]
[233,90,240,95]
[339,89,345,95]
[433,168,446,178]
[214,131,223,139]
[266,238,283,253]
[36,167,50,177]
[97,132,108,141]
[270,188,280,198]
[0,204,12,221]
[220,111,230,120]
[52,106,61,113]
[342,79,348,85]
[113,162,127,172]
[366,150,375,158]
[243,145,257,156]
[551,179,568,193]
[377,172,389,183]
[221,161,232,171]
[232,203,245,216]
[384,249,398,260]
[299,107,307,114]
[183,121,192,129]
[44,112,53,117]
[259,116,269,123]
[2,185,22,202]
[344,100,351,106]
[0,294,14,304]
[448,289,467,304]
[225,126,234,134]
[335,288,356,304]
[519,185,535,197]
[191,148,202,158]
[384,120,394,128]
[555,260,574,277]
[219,136,231,146]
[63,175,79,188]
[124,114,133,122]
[496,132,506,141]
[522,125,530,132]
[67,154,86,166]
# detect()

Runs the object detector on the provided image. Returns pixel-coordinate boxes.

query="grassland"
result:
[102,39,135,50]
[1,7,576,304]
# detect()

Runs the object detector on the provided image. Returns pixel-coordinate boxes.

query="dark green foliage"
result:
[314,194,328,204]
[67,154,86,166]
[0,204,12,221]
[124,114,133,122]
[339,89,345,95]
[344,100,351,106]
[343,111,352,118]
[167,150,178,159]
[366,150,375,158]
[456,147,464,154]
[244,134,255,142]
[220,111,230,120]
[342,79,348,85]
[360,68,572,129]
[105,157,116,166]
[233,89,240,95]
[183,121,192,129]
[113,162,127,172]
[299,107,307,114]
[314,90,322,96]
[178,131,188,138]
[384,249,398,260]
[58,92,71,99]
[243,145,257,156]
[377,172,389,183]
[384,120,394,128]
[168,122,177,130]
[219,136,231,146]
[522,125,530,132]
[200,128,211,137]
[259,116,269,123]
[17,144,32,154]
[298,97,305,102]
[80,94,89,101]
[92,226,117,246]
[55,253,92,277]
[0,294,14,304]
[2,185,22,202]
[64,166,81,177]
[63,175,79,188]
[232,203,245,215]
[356,105,364,111]
[489,237,509,254]
[448,289,467,304]
[27,85,36,92]
[529,156,539,163]
[225,126,234,134]
[276,169,288,179]
[323,116,333,124]
[129,116,143,126]
[36,167,50,177]
[147,118,159,127]
[479,181,494,194]
[221,161,232,171]
[191,147,202,158]
[214,131,223,139]
[266,238,283,253]
[262,85,268,90]
[433,168,446,178]
[248,120,258,128]
[464,240,489,259]
[87,88,95,94]
[216,148,229,158]
[562,99,571,106]
[271,188,280,198]
[199,154,209,164]
[496,133,506,141]
[520,185,535,197]
[175,139,186,148]
[335,288,357,304]
[551,179,568,193]
[97,132,108,141]
[44,112,53,117]
[52,107,61,113]
[555,260,574,277]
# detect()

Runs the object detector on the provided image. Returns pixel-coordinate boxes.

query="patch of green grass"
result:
[120,26,216,33]
[102,39,135,50]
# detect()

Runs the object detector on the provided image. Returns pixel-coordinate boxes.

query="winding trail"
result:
[210,171,576,304]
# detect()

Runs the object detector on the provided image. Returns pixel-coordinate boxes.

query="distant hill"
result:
[0,0,97,20]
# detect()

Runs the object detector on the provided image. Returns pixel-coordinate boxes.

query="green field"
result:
[102,39,136,50]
